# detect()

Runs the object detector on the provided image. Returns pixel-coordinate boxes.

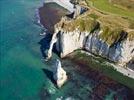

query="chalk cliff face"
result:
[47,20,134,67]
[56,29,89,57]
[44,1,134,67]
[52,59,67,88]
[85,30,134,66]
[118,39,134,66]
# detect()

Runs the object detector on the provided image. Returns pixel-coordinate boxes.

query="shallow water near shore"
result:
[0,0,134,100]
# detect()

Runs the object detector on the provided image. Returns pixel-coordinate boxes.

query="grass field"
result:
[111,0,134,11]
[86,0,134,19]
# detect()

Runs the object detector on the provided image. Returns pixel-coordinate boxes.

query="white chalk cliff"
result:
[44,0,134,67]
[52,59,67,88]
[48,22,134,67]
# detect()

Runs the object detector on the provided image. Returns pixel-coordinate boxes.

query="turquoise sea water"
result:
[0,0,49,99]
[0,0,133,100]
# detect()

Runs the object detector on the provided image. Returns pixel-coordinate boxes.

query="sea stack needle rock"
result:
[53,59,67,88]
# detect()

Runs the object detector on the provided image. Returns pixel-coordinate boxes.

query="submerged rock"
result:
[53,59,67,88]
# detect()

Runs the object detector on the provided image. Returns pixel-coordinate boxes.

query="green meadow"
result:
[86,0,134,19]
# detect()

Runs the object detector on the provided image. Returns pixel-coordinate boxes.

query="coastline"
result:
[1,0,134,99]
[38,2,69,34]
[37,0,134,90]
[61,58,134,99]
[35,4,47,36]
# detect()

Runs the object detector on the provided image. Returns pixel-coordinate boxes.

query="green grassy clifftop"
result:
[56,0,134,45]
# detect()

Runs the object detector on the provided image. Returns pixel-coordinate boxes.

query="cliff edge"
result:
[46,0,134,68]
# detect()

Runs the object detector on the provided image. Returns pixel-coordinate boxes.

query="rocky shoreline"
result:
[37,0,134,90]
[38,2,69,33]
[41,1,134,78]
[61,57,134,99]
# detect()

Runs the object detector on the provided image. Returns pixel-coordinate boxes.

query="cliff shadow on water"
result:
[38,33,52,58]
[42,69,58,88]
[38,33,60,59]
